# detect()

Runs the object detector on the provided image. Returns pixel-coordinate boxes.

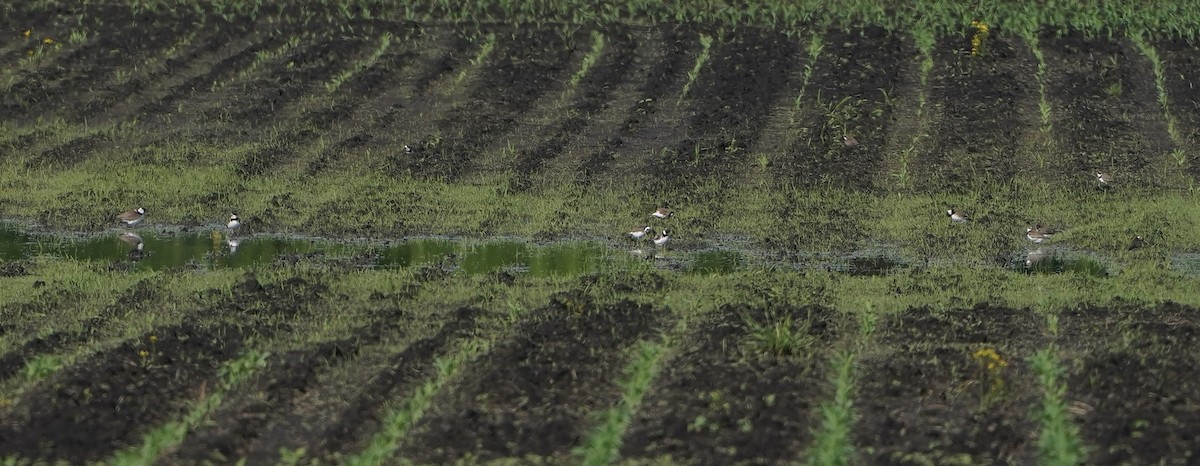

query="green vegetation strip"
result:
[1029,346,1087,466]
[569,30,605,88]
[455,33,496,85]
[344,338,490,466]
[106,349,270,466]
[576,338,666,466]
[327,32,394,93]
[1129,33,1183,146]
[49,1,1200,38]
[678,34,712,102]
[804,350,858,466]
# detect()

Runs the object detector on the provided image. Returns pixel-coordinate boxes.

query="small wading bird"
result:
[1128,235,1145,251]
[653,229,671,248]
[650,207,674,219]
[227,213,242,230]
[946,209,969,223]
[1096,172,1113,185]
[627,225,652,241]
[117,207,146,226]
[842,135,858,147]
[1026,224,1054,243]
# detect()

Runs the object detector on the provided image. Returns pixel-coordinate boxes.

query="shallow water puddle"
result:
[9,224,1148,277]
[0,225,634,276]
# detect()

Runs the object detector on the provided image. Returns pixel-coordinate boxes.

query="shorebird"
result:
[946,209,969,223]
[842,135,858,147]
[1096,172,1113,185]
[227,213,242,230]
[650,208,674,219]
[1128,235,1144,250]
[652,229,671,248]
[627,226,653,241]
[1026,225,1054,243]
[117,207,146,226]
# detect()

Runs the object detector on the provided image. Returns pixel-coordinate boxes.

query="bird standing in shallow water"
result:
[227,213,242,230]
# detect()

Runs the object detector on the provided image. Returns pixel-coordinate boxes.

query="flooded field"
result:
[2,1,1200,464]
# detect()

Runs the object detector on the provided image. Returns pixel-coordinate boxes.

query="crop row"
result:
[0,258,1197,463]
[9,1,1200,39]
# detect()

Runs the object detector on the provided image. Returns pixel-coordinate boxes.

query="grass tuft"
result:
[742,311,815,357]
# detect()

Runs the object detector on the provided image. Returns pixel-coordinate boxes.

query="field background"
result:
[2,1,1200,465]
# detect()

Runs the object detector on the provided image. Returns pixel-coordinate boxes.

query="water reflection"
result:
[0,225,623,276]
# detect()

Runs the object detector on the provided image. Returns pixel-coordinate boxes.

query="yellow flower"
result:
[149,335,158,343]
[42,37,55,45]
[23,28,32,38]
[139,350,149,358]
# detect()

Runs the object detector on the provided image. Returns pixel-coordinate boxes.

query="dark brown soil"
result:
[855,304,1048,465]
[1041,30,1168,188]
[915,32,1033,191]
[0,323,249,464]
[404,294,665,463]
[621,304,843,465]
[1059,302,1200,465]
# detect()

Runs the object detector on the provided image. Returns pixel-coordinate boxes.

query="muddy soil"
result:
[621,304,843,465]
[405,294,664,463]
[855,304,1047,465]
[1059,302,1200,465]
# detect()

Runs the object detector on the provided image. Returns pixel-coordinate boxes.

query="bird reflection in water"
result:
[118,231,145,262]
[1024,248,1046,269]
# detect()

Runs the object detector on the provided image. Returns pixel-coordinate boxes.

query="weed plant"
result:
[742,312,815,357]
[805,350,857,466]
[1029,347,1087,466]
